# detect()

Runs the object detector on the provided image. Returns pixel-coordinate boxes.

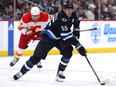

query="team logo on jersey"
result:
[91,23,101,44]
[62,18,67,22]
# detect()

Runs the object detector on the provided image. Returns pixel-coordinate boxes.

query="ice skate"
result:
[55,71,65,82]
[10,57,19,67]
[37,61,42,68]
[13,71,24,80]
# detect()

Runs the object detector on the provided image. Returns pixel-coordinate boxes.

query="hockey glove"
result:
[33,32,42,40]
[73,29,80,39]
[75,43,87,56]
[30,26,41,33]
[25,30,34,39]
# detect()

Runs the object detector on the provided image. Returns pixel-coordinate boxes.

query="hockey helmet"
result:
[31,7,40,15]
[62,1,74,9]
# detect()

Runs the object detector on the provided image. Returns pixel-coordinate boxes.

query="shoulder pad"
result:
[21,12,31,23]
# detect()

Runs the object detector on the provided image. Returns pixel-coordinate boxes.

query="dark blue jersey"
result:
[41,10,80,45]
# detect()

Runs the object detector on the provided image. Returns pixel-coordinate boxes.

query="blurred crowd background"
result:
[0,0,116,20]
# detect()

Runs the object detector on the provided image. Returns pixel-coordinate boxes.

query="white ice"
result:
[0,53,116,87]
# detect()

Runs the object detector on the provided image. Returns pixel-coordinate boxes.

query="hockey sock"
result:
[15,48,25,58]
[21,60,34,74]
[20,56,41,74]
[58,57,70,72]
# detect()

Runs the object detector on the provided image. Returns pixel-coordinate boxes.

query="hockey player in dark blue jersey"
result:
[13,1,87,82]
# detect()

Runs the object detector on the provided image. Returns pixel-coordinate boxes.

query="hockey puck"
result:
[100,79,109,85]
[100,83,105,85]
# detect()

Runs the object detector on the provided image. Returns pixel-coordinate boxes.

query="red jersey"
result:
[18,11,50,33]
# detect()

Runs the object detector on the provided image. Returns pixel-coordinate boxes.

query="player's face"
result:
[64,8,73,17]
[31,15,40,22]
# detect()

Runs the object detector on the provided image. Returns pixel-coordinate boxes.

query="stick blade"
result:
[100,79,110,85]
[100,83,105,85]
[92,28,97,30]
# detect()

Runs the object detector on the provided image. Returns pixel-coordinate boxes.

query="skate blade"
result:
[37,65,42,68]
[10,62,15,67]
[55,77,64,82]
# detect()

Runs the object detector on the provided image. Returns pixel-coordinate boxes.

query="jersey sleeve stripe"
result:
[60,31,72,36]
[63,34,73,41]
[41,29,61,40]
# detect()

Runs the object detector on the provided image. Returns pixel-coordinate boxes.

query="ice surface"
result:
[0,53,116,87]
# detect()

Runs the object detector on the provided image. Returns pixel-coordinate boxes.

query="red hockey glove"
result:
[30,26,42,33]
[25,30,34,39]
[33,32,42,40]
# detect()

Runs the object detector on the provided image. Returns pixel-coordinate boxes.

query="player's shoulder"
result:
[21,12,32,23]
[39,11,49,22]
[72,11,79,18]
[54,11,66,22]
[57,11,64,18]
[57,11,68,22]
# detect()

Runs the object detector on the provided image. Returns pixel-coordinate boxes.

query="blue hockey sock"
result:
[58,57,70,71]
[21,60,34,74]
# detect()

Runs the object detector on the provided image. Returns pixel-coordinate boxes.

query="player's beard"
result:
[31,15,40,22]
[33,19,38,22]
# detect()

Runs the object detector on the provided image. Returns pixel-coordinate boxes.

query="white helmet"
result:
[31,7,40,15]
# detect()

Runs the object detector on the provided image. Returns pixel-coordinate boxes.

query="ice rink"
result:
[0,53,116,87]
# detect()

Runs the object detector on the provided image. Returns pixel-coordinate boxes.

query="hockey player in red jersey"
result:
[10,7,51,68]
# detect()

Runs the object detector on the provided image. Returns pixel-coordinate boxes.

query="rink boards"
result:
[0,20,116,56]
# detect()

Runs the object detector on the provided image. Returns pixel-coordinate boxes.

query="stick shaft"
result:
[80,21,103,32]
[85,56,101,84]
[80,28,97,32]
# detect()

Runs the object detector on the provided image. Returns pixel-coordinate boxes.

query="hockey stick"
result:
[24,0,47,12]
[80,21,103,32]
[85,56,108,85]
[79,28,97,32]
